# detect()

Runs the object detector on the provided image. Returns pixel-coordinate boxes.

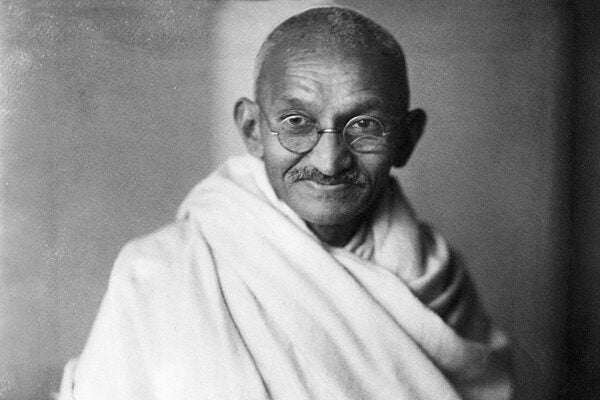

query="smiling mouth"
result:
[301,180,355,192]
[313,181,345,186]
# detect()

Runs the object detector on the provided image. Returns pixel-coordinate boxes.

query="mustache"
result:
[286,166,367,186]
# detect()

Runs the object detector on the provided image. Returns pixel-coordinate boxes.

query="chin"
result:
[293,201,367,227]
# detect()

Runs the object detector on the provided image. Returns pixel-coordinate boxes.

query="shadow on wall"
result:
[338,1,572,397]
[0,1,571,399]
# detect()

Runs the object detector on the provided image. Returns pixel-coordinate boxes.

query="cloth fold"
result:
[59,154,512,400]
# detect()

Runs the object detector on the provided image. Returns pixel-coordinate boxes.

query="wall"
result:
[565,1,600,398]
[0,1,572,399]
[335,2,571,398]
[1,2,222,398]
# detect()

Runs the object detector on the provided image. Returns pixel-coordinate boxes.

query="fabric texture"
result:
[59,154,513,400]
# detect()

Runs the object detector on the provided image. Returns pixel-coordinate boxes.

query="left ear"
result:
[391,108,426,168]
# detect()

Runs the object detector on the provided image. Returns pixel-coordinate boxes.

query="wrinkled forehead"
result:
[256,40,408,110]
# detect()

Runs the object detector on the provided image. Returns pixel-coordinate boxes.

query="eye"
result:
[355,119,374,129]
[282,115,310,127]
[346,117,383,136]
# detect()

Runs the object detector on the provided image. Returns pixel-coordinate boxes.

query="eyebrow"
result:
[271,95,312,112]
[271,95,387,117]
[347,97,386,114]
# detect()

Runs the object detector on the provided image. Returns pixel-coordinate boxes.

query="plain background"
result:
[1,0,598,399]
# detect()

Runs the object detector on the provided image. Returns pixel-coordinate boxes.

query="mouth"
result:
[300,179,355,193]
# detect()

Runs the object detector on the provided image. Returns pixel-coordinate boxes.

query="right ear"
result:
[234,97,264,158]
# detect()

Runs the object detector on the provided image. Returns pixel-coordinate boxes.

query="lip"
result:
[301,180,353,192]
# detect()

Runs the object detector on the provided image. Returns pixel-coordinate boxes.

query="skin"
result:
[235,41,425,247]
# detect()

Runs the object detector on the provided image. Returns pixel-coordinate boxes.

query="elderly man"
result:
[60,6,513,400]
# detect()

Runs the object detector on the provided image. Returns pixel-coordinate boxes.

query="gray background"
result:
[1,0,598,399]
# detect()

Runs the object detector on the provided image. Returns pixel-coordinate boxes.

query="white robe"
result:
[59,154,513,400]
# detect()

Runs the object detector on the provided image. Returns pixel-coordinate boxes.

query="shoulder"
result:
[109,218,211,294]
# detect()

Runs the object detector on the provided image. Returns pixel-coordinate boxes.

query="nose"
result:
[306,129,353,176]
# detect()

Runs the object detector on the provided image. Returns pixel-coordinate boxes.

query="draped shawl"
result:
[60,155,512,400]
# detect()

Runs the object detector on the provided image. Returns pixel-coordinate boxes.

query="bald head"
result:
[254,7,409,109]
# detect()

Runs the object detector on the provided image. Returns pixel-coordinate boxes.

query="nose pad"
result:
[308,130,353,176]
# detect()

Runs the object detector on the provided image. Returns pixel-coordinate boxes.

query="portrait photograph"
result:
[1,1,599,399]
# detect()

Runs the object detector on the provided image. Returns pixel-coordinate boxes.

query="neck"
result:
[307,216,365,247]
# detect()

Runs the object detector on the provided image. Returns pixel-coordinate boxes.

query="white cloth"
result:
[59,154,513,400]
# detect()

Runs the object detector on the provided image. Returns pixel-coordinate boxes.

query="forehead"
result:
[258,44,406,111]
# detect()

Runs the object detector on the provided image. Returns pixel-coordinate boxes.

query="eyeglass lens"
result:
[278,116,385,154]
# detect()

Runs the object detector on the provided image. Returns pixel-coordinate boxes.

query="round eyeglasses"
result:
[261,110,396,154]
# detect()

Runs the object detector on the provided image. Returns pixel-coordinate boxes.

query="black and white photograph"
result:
[1,1,598,399]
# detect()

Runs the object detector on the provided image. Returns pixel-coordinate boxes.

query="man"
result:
[60,6,513,399]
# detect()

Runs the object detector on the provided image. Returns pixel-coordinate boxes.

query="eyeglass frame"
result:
[258,105,406,155]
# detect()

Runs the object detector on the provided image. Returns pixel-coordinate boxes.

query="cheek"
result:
[262,142,303,196]
[359,154,393,185]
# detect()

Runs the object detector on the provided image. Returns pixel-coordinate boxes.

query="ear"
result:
[234,97,264,158]
[391,108,426,168]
